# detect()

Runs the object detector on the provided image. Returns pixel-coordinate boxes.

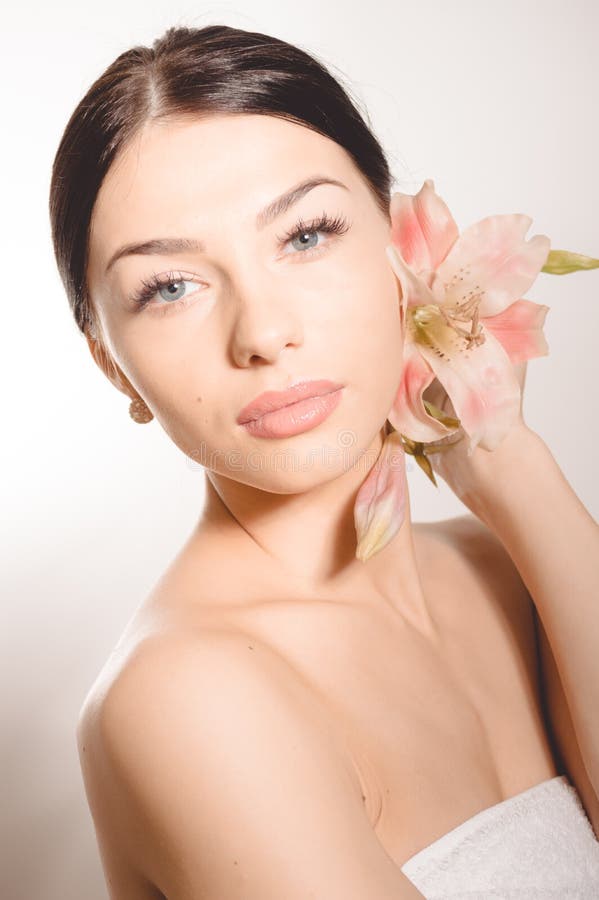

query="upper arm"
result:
[84,633,424,900]
[77,685,162,900]
[532,606,599,835]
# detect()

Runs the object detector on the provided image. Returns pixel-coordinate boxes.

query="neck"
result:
[198,424,436,633]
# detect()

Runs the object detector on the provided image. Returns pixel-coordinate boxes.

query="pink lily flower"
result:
[385,178,552,454]
[354,179,553,563]
[353,179,599,562]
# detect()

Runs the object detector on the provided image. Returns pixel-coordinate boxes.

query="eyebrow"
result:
[104,175,349,274]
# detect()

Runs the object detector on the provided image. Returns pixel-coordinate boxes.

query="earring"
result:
[129,397,154,424]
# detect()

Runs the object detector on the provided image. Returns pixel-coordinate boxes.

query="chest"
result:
[229,566,560,866]
[351,608,558,865]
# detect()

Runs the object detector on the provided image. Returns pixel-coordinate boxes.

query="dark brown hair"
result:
[49,24,394,339]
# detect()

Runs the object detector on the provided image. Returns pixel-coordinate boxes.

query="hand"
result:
[421,361,533,520]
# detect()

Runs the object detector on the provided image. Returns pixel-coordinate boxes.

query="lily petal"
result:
[354,430,407,562]
[437,214,551,317]
[483,299,550,364]
[390,179,459,272]
[387,339,457,442]
[414,315,522,453]
[385,245,445,320]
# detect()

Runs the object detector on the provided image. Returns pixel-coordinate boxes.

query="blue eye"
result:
[290,230,320,252]
[130,211,351,315]
[277,212,351,256]
[156,280,188,302]
[130,272,203,314]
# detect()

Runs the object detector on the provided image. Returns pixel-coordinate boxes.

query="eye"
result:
[129,271,204,315]
[155,280,189,302]
[129,212,351,315]
[277,212,351,257]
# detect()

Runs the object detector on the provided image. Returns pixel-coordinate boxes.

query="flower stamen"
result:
[438,289,486,349]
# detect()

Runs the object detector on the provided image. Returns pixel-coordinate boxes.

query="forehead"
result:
[89,114,359,258]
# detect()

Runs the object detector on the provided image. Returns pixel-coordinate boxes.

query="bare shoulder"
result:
[413,512,532,608]
[77,628,425,899]
[416,511,520,563]
[413,513,540,692]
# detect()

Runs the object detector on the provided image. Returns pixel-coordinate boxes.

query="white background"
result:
[1,1,597,897]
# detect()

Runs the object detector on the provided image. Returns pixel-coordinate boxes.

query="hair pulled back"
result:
[49,24,394,338]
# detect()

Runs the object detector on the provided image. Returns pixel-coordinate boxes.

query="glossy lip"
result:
[236,379,345,425]
[240,388,344,439]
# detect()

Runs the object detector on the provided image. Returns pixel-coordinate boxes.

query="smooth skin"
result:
[78,113,598,899]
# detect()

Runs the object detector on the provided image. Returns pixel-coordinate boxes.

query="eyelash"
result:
[129,211,351,315]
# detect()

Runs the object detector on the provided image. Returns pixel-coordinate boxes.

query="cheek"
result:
[147,376,230,466]
[113,331,218,435]
[344,266,404,407]
[334,262,403,361]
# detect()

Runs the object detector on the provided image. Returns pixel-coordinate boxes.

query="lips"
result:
[237,379,345,425]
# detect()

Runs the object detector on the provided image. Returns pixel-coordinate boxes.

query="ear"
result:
[84,329,140,402]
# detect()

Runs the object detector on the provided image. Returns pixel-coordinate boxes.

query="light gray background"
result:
[2,1,598,897]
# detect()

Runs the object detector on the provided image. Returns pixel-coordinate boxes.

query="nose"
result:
[229,276,304,367]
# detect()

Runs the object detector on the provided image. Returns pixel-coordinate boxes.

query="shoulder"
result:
[414,513,537,675]
[75,630,270,890]
[413,512,532,604]
[78,626,321,777]
[87,626,334,758]
[76,630,313,894]
[416,511,515,561]
[77,629,424,899]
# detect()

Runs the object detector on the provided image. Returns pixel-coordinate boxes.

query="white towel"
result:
[399,774,599,899]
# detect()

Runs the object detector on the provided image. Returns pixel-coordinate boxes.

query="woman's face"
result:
[86,113,404,491]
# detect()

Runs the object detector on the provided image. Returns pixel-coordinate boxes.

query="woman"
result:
[50,23,599,900]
